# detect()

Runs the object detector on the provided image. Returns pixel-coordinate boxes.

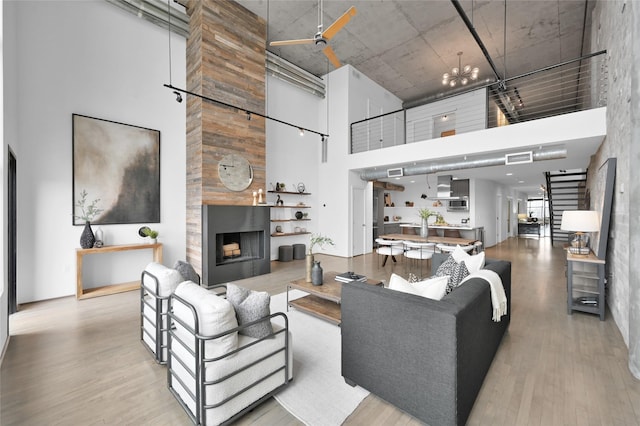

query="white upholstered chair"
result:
[140,262,183,363]
[167,282,292,426]
[403,241,436,277]
[375,238,404,267]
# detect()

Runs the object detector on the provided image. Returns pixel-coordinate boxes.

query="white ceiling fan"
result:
[270,0,357,69]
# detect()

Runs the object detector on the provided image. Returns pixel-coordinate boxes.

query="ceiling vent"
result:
[387,168,404,178]
[505,151,533,165]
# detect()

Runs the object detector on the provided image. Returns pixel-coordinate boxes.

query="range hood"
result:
[434,175,469,200]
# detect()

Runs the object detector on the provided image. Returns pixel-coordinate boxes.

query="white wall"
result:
[406,88,487,142]
[318,65,403,257]
[8,1,186,303]
[265,75,321,260]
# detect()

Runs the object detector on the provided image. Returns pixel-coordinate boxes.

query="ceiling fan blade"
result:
[322,6,357,41]
[270,38,315,47]
[323,45,342,69]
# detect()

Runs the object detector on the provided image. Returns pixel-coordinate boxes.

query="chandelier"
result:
[442,52,479,88]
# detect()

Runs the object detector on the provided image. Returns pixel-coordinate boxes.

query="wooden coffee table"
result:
[287,271,383,325]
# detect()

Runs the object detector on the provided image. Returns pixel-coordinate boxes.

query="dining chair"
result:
[375,238,404,267]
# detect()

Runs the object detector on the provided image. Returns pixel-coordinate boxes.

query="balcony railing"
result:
[350,50,607,154]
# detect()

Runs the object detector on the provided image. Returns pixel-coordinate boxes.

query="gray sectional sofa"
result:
[341,253,511,426]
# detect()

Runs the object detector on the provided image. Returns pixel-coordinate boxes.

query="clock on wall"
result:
[218,154,253,191]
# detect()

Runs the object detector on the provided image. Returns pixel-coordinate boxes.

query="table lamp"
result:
[560,210,599,255]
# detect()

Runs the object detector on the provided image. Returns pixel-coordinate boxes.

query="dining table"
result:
[379,233,478,246]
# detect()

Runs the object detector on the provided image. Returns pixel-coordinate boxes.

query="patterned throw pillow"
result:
[226,283,273,339]
[435,255,458,277]
[446,260,470,294]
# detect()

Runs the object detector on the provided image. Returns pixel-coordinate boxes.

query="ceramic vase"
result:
[420,217,429,237]
[311,261,323,286]
[80,221,95,249]
[306,254,314,282]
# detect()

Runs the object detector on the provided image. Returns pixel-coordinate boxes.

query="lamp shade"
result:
[560,210,600,232]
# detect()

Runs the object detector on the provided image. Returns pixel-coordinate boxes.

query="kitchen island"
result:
[399,223,485,249]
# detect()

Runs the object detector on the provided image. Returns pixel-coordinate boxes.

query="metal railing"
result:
[351,51,607,154]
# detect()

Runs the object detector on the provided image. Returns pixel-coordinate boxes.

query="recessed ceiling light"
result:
[518,180,524,184]
[506,172,513,176]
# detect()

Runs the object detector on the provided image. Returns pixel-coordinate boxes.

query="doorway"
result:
[352,187,366,256]
[8,149,17,314]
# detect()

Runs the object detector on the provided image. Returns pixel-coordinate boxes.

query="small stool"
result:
[278,245,293,262]
[292,244,306,260]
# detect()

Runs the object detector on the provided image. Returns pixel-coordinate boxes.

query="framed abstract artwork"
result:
[72,114,160,225]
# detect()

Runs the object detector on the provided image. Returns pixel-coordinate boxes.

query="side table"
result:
[566,250,605,320]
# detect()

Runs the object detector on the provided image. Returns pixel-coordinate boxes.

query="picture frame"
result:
[72,114,160,225]
[589,157,616,258]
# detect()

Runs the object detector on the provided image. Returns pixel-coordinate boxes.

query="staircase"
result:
[545,170,588,246]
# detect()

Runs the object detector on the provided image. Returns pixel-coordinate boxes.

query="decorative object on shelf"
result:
[218,153,253,191]
[73,189,104,249]
[140,226,159,244]
[80,222,96,250]
[296,182,306,193]
[442,51,479,88]
[252,191,258,206]
[306,233,335,282]
[276,182,286,192]
[393,215,402,221]
[295,226,302,233]
[295,211,303,219]
[311,261,323,286]
[303,212,309,219]
[138,226,151,237]
[405,201,414,207]
[417,208,436,238]
[258,188,264,204]
[94,227,104,247]
[275,225,283,233]
[276,195,284,206]
[73,114,159,225]
[561,210,600,255]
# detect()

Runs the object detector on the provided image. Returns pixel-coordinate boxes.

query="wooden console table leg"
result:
[76,250,83,299]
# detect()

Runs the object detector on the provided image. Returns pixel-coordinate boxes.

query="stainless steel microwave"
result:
[447,199,469,211]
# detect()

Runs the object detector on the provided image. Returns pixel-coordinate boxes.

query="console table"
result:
[76,243,163,299]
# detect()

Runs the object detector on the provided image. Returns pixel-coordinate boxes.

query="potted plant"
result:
[74,190,103,249]
[306,234,334,282]
[417,208,436,237]
[141,227,159,244]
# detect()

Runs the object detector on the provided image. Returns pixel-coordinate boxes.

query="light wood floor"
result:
[2,237,640,425]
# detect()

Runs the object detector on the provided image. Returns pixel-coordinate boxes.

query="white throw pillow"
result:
[173,281,238,359]
[452,245,485,273]
[388,273,449,300]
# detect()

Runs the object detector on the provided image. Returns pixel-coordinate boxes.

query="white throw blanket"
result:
[460,269,507,322]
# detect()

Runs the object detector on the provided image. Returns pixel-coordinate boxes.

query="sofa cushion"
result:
[173,260,200,284]
[388,273,449,300]
[452,245,485,273]
[435,254,458,277]
[173,281,238,358]
[226,284,273,339]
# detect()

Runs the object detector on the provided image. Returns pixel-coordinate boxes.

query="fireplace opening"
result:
[216,230,264,266]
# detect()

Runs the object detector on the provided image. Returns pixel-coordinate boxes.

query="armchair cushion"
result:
[226,284,273,339]
[143,262,183,297]
[173,281,238,358]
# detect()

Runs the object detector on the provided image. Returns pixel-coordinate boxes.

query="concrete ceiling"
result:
[233,0,597,197]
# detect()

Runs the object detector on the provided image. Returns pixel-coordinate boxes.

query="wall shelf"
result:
[268,190,311,195]
[271,219,311,222]
[271,232,311,237]
[271,205,311,208]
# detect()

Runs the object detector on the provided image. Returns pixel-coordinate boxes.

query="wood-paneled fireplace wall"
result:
[185,0,267,276]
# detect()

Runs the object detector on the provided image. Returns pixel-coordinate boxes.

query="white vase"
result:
[420,218,429,237]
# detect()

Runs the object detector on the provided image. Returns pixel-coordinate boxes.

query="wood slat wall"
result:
[185,0,267,275]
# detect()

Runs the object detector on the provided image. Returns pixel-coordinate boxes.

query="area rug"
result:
[270,290,370,426]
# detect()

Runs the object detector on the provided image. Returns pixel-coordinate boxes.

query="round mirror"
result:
[218,154,253,191]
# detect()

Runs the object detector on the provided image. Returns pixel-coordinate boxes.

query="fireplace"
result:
[202,205,270,286]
